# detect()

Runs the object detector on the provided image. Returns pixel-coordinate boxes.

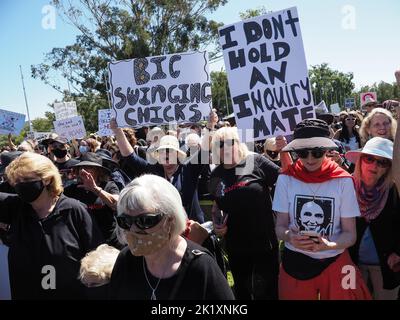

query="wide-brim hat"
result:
[282,119,337,151]
[95,149,120,172]
[345,137,393,163]
[41,133,61,146]
[73,152,111,174]
[155,135,187,161]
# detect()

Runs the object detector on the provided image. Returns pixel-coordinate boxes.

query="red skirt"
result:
[279,250,372,300]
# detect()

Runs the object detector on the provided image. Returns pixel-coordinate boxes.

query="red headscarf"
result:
[282,158,353,183]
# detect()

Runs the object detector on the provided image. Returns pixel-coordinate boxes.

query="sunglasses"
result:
[115,212,165,230]
[361,155,391,168]
[219,139,235,149]
[294,148,327,159]
[266,150,279,159]
[345,117,356,121]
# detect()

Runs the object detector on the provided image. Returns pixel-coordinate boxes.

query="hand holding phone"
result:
[300,230,321,243]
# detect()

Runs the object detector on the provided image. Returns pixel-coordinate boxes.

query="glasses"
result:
[266,150,279,159]
[294,148,327,159]
[115,212,165,230]
[345,117,356,121]
[219,139,235,149]
[361,155,391,168]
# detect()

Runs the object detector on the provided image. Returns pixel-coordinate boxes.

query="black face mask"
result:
[52,148,68,158]
[14,180,45,203]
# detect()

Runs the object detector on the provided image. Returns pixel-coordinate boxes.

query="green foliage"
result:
[239,6,268,20]
[309,63,355,110]
[211,70,232,116]
[355,81,400,104]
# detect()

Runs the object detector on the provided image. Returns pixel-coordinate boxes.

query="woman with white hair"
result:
[359,107,397,146]
[209,126,288,300]
[108,174,234,300]
[346,95,400,299]
[110,113,216,223]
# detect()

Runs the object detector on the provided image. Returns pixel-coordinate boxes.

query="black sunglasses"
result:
[219,139,235,149]
[115,212,165,230]
[361,155,391,168]
[266,150,279,159]
[294,148,327,159]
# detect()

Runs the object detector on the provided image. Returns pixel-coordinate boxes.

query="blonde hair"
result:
[79,244,120,287]
[211,127,249,164]
[359,108,397,144]
[6,152,63,197]
[353,156,393,190]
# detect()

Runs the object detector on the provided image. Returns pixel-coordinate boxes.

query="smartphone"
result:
[300,230,320,243]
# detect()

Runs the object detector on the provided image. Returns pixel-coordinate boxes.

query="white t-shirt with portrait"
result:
[272,175,360,259]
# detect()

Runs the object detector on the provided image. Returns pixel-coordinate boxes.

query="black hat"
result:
[41,133,60,147]
[282,119,337,151]
[315,113,334,126]
[95,149,119,172]
[0,151,23,175]
[73,152,111,174]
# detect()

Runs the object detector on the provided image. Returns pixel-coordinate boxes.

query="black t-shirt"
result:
[64,181,120,248]
[209,153,280,255]
[0,193,104,299]
[54,158,80,171]
[108,240,235,300]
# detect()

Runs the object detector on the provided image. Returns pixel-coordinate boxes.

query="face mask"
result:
[52,148,68,159]
[14,180,44,203]
[125,217,171,256]
[79,146,89,154]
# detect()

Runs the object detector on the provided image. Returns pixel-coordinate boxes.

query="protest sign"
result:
[98,109,113,137]
[360,92,377,106]
[53,116,86,140]
[0,244,11,300]
[315,100,329,114]
[54,101,78,121]
[344,97,355,109]
[108,51,212,128]
[219,7,314,141]
[0,109,26,135]
[33,132,54,142]
[330,103,341,114]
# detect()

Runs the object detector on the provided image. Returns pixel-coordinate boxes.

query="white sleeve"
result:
[339,178,361,218]
[272,174,289,213]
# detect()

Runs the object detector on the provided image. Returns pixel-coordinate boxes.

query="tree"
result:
[211,70,232,116]
[309,63,355,110]
[32,0,228,97]
[239,6,268,20]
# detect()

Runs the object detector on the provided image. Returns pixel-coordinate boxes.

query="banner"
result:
[108,51,212,128]
[54,102,78,121]
[0,244,11,300]
[33,132,54,142]
[53,116,86,140]
[360,92,377,106]
[219,7,314,141]
[344,97,355,109]
[98,109,113,137]
[0,109,26,135]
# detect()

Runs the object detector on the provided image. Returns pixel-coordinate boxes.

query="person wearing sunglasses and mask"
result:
[108,174,234,300]
[273,119,371,300]
[345,121,400,298]
[0,152,104,299]
[209,127,290,300]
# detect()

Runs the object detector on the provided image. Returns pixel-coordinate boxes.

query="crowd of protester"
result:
[0,72,399,300]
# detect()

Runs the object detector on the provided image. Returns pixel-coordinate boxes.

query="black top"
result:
[64,181,121,248]
[209,153,280,255]
[0,193,104,299]
[54,158,80,171]
[349,185,400,289]
[108,240,235,300]
[122,150,209,223]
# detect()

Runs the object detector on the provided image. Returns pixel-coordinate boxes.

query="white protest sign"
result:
[0,109,26,135]
[33,132,54,142]
[330,103,341,114]
[108,51,212,128]
[0,244,11,300]
[219,7,314,142]
[315,100,329,114]
[53,115,86,140]
[98,109,113,137]
[53,101,78,121]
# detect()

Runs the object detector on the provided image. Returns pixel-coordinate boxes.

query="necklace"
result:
[143,258,163,300]
[308,182,323,201]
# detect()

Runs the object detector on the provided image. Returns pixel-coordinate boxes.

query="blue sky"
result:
[1,0,399,120]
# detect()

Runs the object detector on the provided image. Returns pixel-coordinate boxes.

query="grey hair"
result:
[116,174,187,244]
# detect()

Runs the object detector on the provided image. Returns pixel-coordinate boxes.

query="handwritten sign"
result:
[98,109,113,137]
[108,51,211,127]
[219,7,314,141]
[54,101,78,121]
[53,116,86,140]
[0,109,26,135]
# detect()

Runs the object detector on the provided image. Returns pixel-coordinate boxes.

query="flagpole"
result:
[19,65,33,133]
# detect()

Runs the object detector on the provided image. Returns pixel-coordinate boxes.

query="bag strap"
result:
[168,248,208,300]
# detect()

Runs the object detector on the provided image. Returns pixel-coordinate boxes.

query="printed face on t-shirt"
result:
[300,201,324,231]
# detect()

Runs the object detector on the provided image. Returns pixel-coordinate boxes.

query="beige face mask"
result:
[125,216,172,256]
